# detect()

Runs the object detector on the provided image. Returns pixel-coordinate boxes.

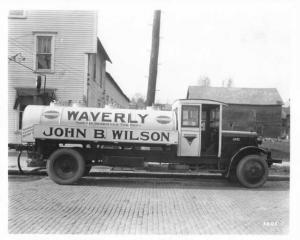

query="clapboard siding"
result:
[88,53,106,107]
[105,74,130,109]
[8,10,97,143]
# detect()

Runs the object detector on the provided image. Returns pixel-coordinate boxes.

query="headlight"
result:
[257,136,263,145]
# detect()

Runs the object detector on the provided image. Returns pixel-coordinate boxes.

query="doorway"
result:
[201,104,220,156]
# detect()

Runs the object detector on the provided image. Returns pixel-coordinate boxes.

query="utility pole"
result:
[146,10,161,107]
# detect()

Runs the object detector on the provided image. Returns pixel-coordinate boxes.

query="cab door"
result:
[179,105,201,156]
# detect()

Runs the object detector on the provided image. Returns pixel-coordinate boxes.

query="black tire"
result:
[222,169,237,183]
[47,148,85,185]
[236,154,268,188]
[227,171,238,183]
[84,166,92,176]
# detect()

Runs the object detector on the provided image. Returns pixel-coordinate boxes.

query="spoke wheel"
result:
[47,148,85,185]
[236,154,268,188]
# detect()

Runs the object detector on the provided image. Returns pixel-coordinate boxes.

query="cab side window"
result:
[181,105,199,127]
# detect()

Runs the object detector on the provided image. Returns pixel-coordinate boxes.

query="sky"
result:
[97,1,293,104]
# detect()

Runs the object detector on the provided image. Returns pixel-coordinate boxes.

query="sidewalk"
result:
[7,153,290,181]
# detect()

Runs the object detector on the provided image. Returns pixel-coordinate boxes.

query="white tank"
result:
[23,105,175,130]
[21,105,178,144]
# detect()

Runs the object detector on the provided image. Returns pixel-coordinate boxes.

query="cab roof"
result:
[173,99,227,106]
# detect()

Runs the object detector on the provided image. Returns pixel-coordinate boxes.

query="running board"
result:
[208,170,226,174]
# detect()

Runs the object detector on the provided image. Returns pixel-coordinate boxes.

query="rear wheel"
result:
[236,154,268,188]
[47,148,85,185]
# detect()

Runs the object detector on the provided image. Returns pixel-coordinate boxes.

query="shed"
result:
[187,86,283,137]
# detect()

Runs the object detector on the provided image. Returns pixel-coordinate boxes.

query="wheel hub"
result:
[243,161,265,184]
[53,154,79,179]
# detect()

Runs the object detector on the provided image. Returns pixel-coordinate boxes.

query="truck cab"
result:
[172,99,281,188]
[172,99,223,158]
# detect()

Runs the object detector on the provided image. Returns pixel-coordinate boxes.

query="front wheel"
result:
[47,148,85,185]
[236,154,268,188]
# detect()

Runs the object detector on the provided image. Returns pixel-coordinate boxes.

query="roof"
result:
[105,72,130,103]
[15,87,56,96]
[14,87,56,109]
[187,86,283,105]
[176,98,228,105]
[97,38,112,63]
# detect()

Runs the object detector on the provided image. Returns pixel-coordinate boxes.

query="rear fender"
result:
[225,146,268,178]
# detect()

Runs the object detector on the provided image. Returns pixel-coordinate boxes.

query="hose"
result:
[17,150,24,174]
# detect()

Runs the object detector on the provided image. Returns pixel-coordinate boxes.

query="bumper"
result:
[8,143,33,151]
[267,158,282,164]
[267,152,282,165]
[266,150,282,165]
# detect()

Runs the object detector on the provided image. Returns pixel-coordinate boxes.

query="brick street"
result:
[8,174,289,234]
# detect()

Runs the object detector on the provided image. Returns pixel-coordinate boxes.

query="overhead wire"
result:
[10,38,85,75]
[9,37,88,75]
[8,56,36,73]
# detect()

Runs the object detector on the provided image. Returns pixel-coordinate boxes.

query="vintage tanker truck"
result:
[12,99,281,187]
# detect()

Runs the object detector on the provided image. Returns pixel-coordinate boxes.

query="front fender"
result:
[225,146,269,178]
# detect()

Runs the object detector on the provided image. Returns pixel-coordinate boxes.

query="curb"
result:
[267,175,290,181]
[8,169,290,181]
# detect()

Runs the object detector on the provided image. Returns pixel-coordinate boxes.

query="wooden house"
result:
[8,10,111,143]
[187,86,283,137]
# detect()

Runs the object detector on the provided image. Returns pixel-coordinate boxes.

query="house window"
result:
[9,10,26,18]
[34,34,55,72]
[89,54,96,82]
[99,65,103,88]
[93,60,96,82]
